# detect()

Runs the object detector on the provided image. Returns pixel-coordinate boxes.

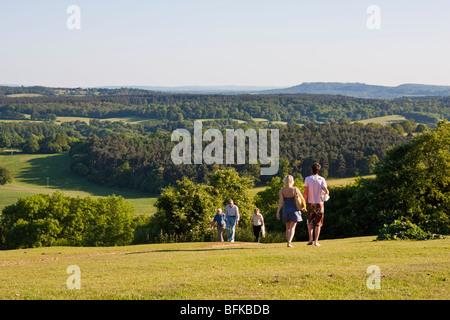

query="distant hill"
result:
[98,85,282,94]
[2,83,450,98]
[260,82,450,98]
[0,85,282,96]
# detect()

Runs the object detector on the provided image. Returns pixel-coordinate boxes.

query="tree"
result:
[0,167,13,185]
[0,135,11,148]
[363,154,379,174]
[22,134,40,153]
[373,120,450,234]
[153,177,219,242]
[208,168,254,228]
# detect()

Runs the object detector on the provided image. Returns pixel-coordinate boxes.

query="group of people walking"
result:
[211,201,265,243]
[211,162,329,247]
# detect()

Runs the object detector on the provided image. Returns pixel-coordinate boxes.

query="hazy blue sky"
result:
[1,0,449,87]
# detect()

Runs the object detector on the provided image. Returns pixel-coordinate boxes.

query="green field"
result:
[352,115,408,125]
[0,236,448,299]
[0,153,157,216]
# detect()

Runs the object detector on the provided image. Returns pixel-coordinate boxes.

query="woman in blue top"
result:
[276,175,305,247]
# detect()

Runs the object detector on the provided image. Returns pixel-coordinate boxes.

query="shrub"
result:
[0,191,137,249]
[0,166,13,185]
[376,219,444,241]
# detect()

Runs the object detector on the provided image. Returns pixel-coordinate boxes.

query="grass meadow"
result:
[0,236,448,300]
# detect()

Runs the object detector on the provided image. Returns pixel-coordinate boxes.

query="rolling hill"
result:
[261,82,450,98]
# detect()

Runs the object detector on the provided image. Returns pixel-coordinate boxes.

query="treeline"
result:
[0,92,447,125]
[0,122,81,150]
[278,121,408,178]
[67,121,410,193]
[0,116,420,191]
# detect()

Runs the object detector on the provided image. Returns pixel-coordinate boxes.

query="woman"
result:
[251,208,265,242]
[276,175,306,247]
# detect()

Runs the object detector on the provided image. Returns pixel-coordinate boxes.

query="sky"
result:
[1,0,449,88]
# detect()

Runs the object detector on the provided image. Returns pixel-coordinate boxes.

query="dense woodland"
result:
[0,90,448,125]
[1,119,411,193]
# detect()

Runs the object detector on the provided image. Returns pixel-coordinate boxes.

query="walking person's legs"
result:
[217,225,224,242]
[314,226,321,246]
[227,217,236,242]
[307,204,324,246]
[226,217,232,241]
[307,223,314,245]
[253,225,261,242]
[314,206,324,246]
[285,222,297,247]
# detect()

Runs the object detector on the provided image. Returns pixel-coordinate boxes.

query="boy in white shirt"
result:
[303,163,329,246]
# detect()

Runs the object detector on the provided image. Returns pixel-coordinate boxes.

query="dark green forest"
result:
[1,119,411,193]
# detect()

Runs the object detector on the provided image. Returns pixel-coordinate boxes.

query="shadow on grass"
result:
[16,153,154,199]
[125,246,264,255]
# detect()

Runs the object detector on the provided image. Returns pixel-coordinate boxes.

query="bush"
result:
[0,191,137,249]
[0,166,13,185]
[376,219,444,241]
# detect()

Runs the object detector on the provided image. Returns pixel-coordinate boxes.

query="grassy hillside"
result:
[0,236,448,299]
[0,153,157,216]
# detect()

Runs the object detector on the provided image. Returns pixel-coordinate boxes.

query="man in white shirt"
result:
[225,199,239,242]
[303,163,329,246]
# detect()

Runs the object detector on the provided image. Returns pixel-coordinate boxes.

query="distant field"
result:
[327,175,375,187]
[251,175,374,196]
[4,93,43,98]
[0,236,448,299]
[0,153,157,216]
[353,115,408,125]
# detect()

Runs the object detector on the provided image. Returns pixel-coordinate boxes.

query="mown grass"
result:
[0,153,157,216]
[0,236,448,300]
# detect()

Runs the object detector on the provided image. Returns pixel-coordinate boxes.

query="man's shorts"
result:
[307,203,324,227]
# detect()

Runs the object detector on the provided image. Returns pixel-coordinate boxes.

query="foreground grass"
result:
[0,236,448,300]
